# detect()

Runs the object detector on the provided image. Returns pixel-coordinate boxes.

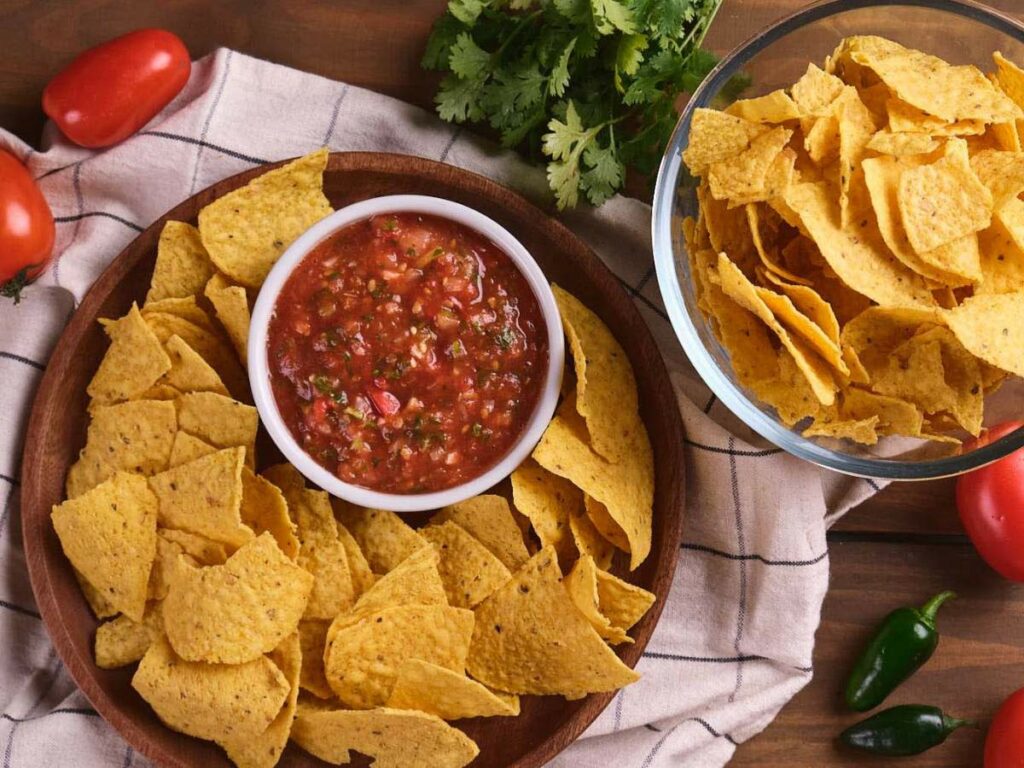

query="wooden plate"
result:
[21,152,685,768]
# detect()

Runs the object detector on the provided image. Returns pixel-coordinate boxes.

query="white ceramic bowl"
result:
[249,195,565,512]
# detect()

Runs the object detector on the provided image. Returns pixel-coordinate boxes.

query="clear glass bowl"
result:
[653,0,1024,480]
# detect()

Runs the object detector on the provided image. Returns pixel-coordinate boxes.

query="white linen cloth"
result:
[0,50,883,767]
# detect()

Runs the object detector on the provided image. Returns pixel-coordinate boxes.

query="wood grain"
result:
[20,153,685,768]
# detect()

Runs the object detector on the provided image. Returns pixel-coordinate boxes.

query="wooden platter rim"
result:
[21,151,686,768]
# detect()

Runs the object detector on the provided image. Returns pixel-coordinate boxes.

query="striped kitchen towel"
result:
[0,49,881,767]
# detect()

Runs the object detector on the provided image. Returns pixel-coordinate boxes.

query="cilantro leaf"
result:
[435,74,487,123]
[422,13,467,70]
[450,0,487,25]
[449,32,491,79]
[549,38,576,96]
[580,140,624,205]
[590,0,636,35]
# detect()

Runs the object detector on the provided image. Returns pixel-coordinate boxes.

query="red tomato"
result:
[0,150,55,303]
[986,687,1024,767]
[957,421,1024,581]
[42,29,190,148]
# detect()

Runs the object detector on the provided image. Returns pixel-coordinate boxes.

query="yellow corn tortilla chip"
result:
[332,504,428,575]
[324,605,474,709]
[147,447,253,548]
[533,394,652,571]
[862,153,980,284]
[840,306,942,373]
[175,391,258,467]
[746,204,811,285]
[220,632,301,768]
[160,528,229,564]
[298,620,333,699]
[66,399,178,498]
[970,149,1024,210]
[755,283,848,376]
[594,567,655,632]
[205,273,251,364]
[552,284,641,464]
[76,569,119,619]
[583,496,630,553]
[337,521,375,597]
[87,304,172,404]
[264,473,354,620]
[240,468,300,560]
[886,98,986,136]
[569,501,615,570]
[161,334,228,396]
[563,555,630,645]
[141,296,218,334]
[804,415,880,444]
[432,495,530,571]
[848,36,1020,123]
[836,87,878,226]
[750,348,826,427]
[95,603,164,669]
[762,272,841,345]
[898,140,993,254]
[784,180,934,306]
[791,63,845,116]
[145,221,215,303]
[144,311,248,400]
[977,198,1024,294]
[698,182,759,275]
[340,545,446,624]
[148,527,228,601]
[994,52,1024,106]
[420,521,511,609]
[163,533,312,663]
[511,459,579,563]
[865,130,940,156]
[133,383,183,402]
[168,431,217,467]
[715,253,838,404]
[198,149,333,288]
[708,126,793,205]
[387,658,519,719]
[841,388,924,437]
[726,89,801,123]
[291,707,479,768]
[467,546,639,696]
[682,108,767,175]
[51,472,157,622]
[944,292,1024,376]
[132,636,290,742]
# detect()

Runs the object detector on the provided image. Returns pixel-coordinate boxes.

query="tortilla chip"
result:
[865,130,940,156]
[762,273,841,345]
[387,659,519,719]
[298,620,333,699]
[51,472,157,622]
[95,603,164,669]
[66,399,178,498]
[977,198,1024,294]
[147,534,197,601]
[168,431,217,467]
[804,415,880,444]
[76,569,119,619]
[707,126,793,205]
[746,204,811,285]
[144,311,249,400]
[682,108,766,175]
[970,149,1024,210]
[944,292,1024,376]
[431,495,530,571]
[583,496,630,553]
[175,391,258,467]
[840,306,943,373]
[324,605,474,708]
[726,89,801,124]
[563,555,630,645]
[594,568,655,632]
[784,180,934,306]
[341,545,446,625]
[240,468,300,560]
[337,522,375,597]
[835,87,878,226]
[145,221,215,304]
[291,707,479,768]
[219,632,300,768]
[205,273,251,364]
[420,521,511,609]
[147,447,253,548]
[511,459,578,562]
[132,636,290,742]
[842,388,924,437]
[87,304,172,404]
[162,334,228,396]
[467,547,639,696]
[141,296,217,334]
[898,140,993,254]
[791,63,845,116]
[568,502,614,570]
[198,149,333,288]
[332,504,428,575]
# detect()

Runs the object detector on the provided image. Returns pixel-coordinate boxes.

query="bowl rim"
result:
[249,194,565,511]
[653,0,1024,480]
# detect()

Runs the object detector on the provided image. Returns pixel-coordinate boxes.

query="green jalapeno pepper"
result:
[839,705,975,756]
[844,590,956,712]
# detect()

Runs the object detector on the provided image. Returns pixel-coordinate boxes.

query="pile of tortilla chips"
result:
[682,36,1024,445]
[51,150,657,768]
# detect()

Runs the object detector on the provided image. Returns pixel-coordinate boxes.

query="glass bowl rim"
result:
[652,0,1024,480]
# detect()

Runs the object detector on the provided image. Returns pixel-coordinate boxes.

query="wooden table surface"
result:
[2,0,1023,765]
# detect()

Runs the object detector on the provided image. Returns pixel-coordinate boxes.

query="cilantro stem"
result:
[492,10,543,64]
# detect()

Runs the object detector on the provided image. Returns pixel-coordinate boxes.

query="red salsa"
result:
[267,212,548,494]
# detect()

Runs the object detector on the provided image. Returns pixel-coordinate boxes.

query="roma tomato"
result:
[956,421,1024,581]
[0,150,55,303]
[42,29,190,148]
[986,687,1024,767]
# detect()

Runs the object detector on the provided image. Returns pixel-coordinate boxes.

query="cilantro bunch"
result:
[423,0,723,209]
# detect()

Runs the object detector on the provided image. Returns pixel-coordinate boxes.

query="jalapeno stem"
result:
[917,590,957,628]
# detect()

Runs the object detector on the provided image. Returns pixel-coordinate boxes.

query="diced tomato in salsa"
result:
[267,212,547,494]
